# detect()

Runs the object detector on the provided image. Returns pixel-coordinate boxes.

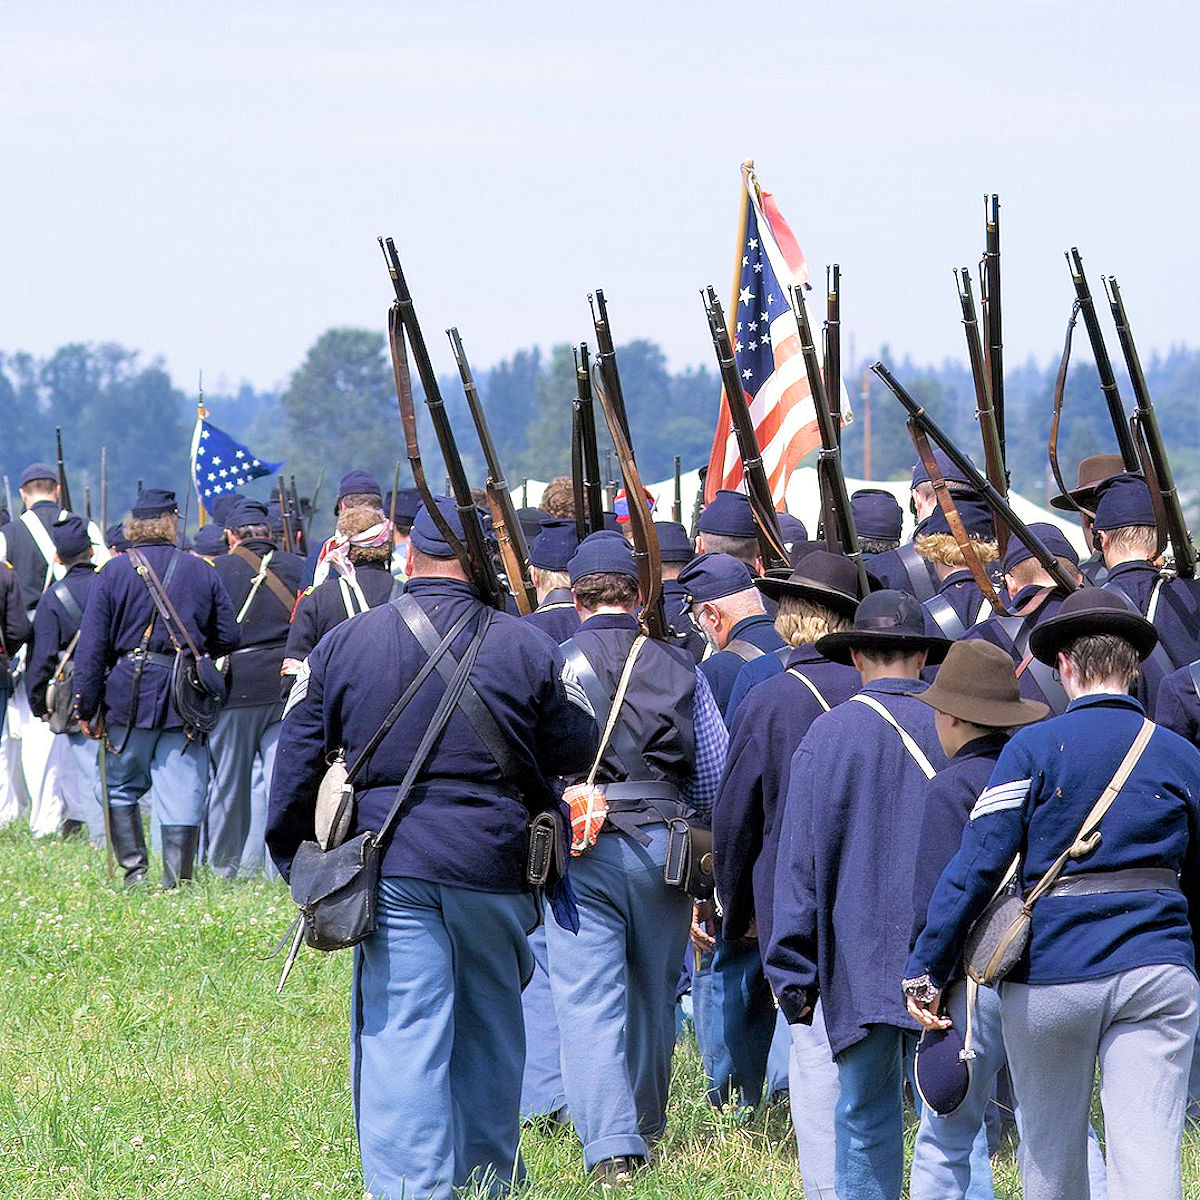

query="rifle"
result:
[671,457,682,523]
[288,476,304,553]
[84,486,92,522]
[588,290,667,639]
[700,286,789,571]
[788,284,869,593]
[1103,276,1196,579]
[689,466,707,541]
[1064,249,1139,472]
[99,450,107,543]
[388,461,401,531]
[380,238,506,610]
[2,475,11,521]
[980,194,1005,452]
[570,401,587,542]
[448,327,537,613]
[824,265,842,438]
[871,362,1080,595]
[308,467,325,528]
[178,486,191,550]
[603,450,615,510]
[572,343,606,536]
[955,267,1008,554]
[276,478,293,552]
[55,427,73,513]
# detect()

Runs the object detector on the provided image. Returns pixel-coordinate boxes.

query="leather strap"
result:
[52,580,84,629]
[1045,866,1178,899]
[1103,580,1180,675]
[561,639,646,779]
[122,649,176,669]
[925,594,967,640]
[581,636,647,786]
[1189,660,1200,701]
[126,548,200,659]
[21,508,66,592]
[897,543,936,603]
[850,693,938,779]
[230,544,295,615]
[724,638,766,663]
[787,668,832,712]
[604,781,681,803]
[392,594,517,777]
[993,592,1070,713]
[339,575,369,620]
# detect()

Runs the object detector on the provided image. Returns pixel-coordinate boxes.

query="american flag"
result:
[705,167,848,505]
[189,414,283,506]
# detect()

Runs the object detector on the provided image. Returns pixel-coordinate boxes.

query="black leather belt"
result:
[123,649,175,669]
[604,782,681,804]
[1045,867,1179,898]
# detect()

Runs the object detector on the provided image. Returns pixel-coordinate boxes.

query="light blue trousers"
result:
[104,727,207,826]
[66,731,107,845]
[351,876,538,1200]
[545,824,690,1168]
[520,922,568,1122]
[787,1003,840,1200]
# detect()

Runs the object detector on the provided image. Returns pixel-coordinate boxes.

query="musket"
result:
[55,427,73,513]
[955,267,1008,554]
[671,457,682,524]
[289,476,304,552]
[1065,249,1139,471]
[520,479,529,507]
[277,477,293,553]
[572,342,605,536]
[872,361,1081,595]
[689,466,707,541]
[380,238,506,610]
[824,265,842,439]
[178,487,191,550]
[388,461,401,531]
[588,290,668,639]
[570,402,587,542]
[1103,276,1196,579]
[980,194,1005,452]
[603,450,615,510]
[448,327,537,613]
[2,475,11,520]
[700,287,789,571]
[99,449,107,542]
[788,284,869,593]
[84,486,92,522]
[308,467,325,527]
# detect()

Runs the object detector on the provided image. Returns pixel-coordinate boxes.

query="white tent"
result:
[518,467,1087,555]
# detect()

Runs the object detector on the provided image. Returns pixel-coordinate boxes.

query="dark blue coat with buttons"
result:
[267,577,598,890]
[73,542,240,729]
[700,613,785,718]
[27,562,97,719]
[522,588,580,645]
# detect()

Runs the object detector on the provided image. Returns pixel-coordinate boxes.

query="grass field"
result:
[0,823,1196,1199]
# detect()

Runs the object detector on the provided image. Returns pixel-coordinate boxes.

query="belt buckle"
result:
[129,648,146,662]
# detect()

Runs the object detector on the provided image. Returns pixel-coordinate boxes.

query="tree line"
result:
[3,332,1198,535]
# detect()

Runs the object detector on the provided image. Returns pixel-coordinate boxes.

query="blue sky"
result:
[3,1,1195,394]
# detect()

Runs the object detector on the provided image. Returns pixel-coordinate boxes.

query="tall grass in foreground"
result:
[1,824,1198,1198]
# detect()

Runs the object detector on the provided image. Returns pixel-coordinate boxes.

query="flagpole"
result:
[191,377,208,526]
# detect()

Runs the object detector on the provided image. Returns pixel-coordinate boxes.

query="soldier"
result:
[694,489,762,572]
[962,522,1082,712]
[282,508,399,692]
[205,498,304,877]
[537,476,575,520]
[1048,454,1124,585]
[386,487,420,582]
[766,590,950,1200]
[852,488,904,559]
[267,496,597,1200]
[1093,472,1200,716]
[522,518,580,644]
[545,532,727,1186]
[300,469,384,588]
[916,492,999,638]
[74,488,239,888]
[657,520,706,664]
[191,523,228,559]
[0,559,31,825]
[25,516,106,844]
[678,552,785,715]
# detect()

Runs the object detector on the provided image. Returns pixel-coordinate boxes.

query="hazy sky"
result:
[4,1,1197,396]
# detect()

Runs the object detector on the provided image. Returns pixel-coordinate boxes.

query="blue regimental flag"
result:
[190,412,283,506]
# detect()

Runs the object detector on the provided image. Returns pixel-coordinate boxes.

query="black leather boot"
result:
[107,804,149,888]
[161,825,199,889]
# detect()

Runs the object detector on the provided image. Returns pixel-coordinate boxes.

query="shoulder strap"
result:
[338,574,369,619]
[1025,718,1156,904]
[230,544,296,614]
[127,548,198,657]
[787,668,832,713]
[52,580,84,628]
[21,509,62,591]
[993,600,1070,714]
[562,638,646,777]
[1103,580,1181,673]
[584,636,647,785]
[343,606,475,784]
[52,629,82,681]
[925,594,967,640]
[372,609,493,847]
[849,693,938,779]
[724,638,766,663]
[392,593,517,777]
[1189,660,1200,701]
[897,543,936,603]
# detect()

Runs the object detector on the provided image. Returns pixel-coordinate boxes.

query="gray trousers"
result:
[203,702,281,877]
[1001,963,1199,1200]
[787,1002,839,1200]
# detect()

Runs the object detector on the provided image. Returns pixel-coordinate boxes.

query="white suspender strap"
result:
[787,668,832,713]
[850,693,938,779]
[236,549,274,624]
[338,574,368,619]
[21,508,65,589]
[1147,577,1165,623]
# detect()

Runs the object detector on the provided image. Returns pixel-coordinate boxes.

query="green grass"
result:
[1,823,1199,1198]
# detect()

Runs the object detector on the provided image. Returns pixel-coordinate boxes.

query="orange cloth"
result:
[565,784,608,856]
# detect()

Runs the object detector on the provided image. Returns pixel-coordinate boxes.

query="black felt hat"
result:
[816,590,951,666]
[754,549,869,617]
[1028,586,1158,665]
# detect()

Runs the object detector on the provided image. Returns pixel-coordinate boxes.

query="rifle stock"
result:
[380,238,506,609]
[448,326,536,613]
[700,286,788,571]
[871,361,1080,595]
[824,265,842,437]
[55,427,73,513]
[1102,276,1196,579]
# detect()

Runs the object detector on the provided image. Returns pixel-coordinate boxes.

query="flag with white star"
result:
[189,414,283,507]
[705,164,850,506]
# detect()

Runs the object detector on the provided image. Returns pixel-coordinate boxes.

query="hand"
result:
[79,716,104,741]
[690,900,716,954]
[906,990,952,1031]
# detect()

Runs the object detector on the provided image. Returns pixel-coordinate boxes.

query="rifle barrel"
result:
[825,264,842,437]
[574,343,605,534]
[956,267,1008,509]
[55,427,73,513]
[982,194,1005,451]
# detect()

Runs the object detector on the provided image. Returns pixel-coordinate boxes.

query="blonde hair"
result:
[1102,525,1158,560]
[774,595,850,647]
[540,477,576,519]
[531,566,570,591]
[125,514,177,544]
[914,532,999,568]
